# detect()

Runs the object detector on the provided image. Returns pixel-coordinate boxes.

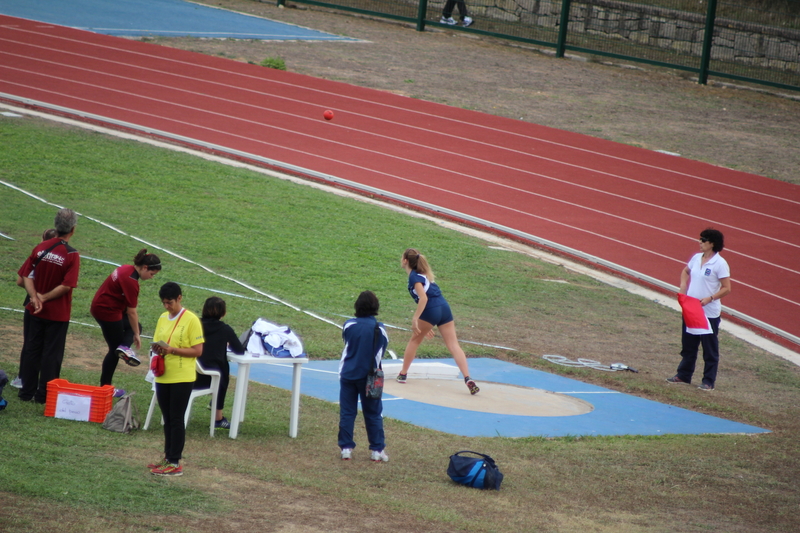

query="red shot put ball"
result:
[323,110,334,121]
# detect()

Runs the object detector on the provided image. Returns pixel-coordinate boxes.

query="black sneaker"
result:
[215,417,231,429]
[396,373,407,384]
[666,376,688,384]
[698,383,715,391]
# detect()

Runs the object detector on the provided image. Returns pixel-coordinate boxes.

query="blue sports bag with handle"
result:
[447,450,503,490]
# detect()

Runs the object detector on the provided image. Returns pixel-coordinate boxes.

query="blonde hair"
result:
[403,248,434,282]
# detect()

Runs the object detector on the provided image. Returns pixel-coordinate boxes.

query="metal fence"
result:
[274,0,800,92]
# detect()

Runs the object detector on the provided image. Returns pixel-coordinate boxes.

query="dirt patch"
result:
[152,0,800,185]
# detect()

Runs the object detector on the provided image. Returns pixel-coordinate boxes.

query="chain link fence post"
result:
[698,0,719,85]
[556,0,572,58]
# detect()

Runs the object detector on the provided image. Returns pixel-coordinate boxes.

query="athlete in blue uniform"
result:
[397,248,479,394]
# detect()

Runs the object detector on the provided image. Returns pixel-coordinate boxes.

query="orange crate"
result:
[44,379,114,423]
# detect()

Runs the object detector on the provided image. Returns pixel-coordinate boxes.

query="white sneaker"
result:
[10,376,23,389]
[462,17,473,27]
[440,16,456,25]
[341,448,353,460]
[370,450,389,462]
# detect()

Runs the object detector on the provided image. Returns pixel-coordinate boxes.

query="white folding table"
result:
[226,352,308,439]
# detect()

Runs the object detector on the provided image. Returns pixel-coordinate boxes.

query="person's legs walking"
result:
[441,0,457,23]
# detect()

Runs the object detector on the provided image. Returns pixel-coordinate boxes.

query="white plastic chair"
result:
[143,360,222,437]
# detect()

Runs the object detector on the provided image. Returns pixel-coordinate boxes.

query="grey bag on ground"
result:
[103,391,140,433]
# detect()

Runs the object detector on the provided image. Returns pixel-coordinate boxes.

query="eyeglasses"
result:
[699,238,709,243]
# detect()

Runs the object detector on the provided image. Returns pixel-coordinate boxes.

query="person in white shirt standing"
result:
[667,228,731,391]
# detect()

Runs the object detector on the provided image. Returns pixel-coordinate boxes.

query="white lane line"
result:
[2,76,799,282]
[3,32,800,213]
[9,28,800,206]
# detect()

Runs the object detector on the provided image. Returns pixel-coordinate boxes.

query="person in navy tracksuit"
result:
[396,248,479,395]
[338,291,389,462]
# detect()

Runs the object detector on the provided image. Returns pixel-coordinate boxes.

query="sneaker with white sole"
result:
[151,462,182,476]
[462,17,473,27]
[440,16,456,25]
[341,448,353,460]
[396,373,407,384]
[370,449,389,462]
[10,376,23,389]
[465,377,480,395]
[116,345,141,367]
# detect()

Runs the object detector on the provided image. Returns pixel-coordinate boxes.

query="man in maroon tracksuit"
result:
[17,208,81,404]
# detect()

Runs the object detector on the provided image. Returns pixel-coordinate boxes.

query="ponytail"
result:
[133,249,162,271]
[403,248,434,281]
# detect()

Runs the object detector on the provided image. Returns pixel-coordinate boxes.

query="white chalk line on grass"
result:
[0,306,148,337]
[82,256,280,306]
[81,257,513,352]
[1,190,515,352]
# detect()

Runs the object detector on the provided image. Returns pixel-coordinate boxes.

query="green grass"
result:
[259,56,286,70]
[1,115,800,532]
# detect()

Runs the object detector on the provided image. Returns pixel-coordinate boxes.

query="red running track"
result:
[1,15,799,349]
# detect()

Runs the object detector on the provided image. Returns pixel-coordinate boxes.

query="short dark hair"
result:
[202,296,226,320]
[159,282,182,301]
[354,290,380,318]
[700,228,725,253]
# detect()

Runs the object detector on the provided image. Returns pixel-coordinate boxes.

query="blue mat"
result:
[0,0,358,41]
[234,358,770,438]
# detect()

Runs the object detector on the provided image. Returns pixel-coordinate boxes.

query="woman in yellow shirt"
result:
[148,282,204,477]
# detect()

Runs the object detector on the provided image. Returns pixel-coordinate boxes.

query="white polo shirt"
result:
[686,252,730,318]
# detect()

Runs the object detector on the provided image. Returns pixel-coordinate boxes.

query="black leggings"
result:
[194,360,230,410]
[155,381,194,464]
[442,0,469,19]
[97,314,141,386]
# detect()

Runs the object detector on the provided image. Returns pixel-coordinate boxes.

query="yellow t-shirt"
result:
[153,308,204,384]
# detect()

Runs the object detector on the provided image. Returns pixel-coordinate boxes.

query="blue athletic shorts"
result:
[419,300,454,327]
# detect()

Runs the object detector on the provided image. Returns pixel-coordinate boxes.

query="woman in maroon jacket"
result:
[91,249,161,388]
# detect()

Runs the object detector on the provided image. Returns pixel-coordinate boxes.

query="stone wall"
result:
[459,0,800,73]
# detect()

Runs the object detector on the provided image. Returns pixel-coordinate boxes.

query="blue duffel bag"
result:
[447,450,503,490]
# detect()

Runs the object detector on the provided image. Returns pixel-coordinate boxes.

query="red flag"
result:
[678,294,713,335]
